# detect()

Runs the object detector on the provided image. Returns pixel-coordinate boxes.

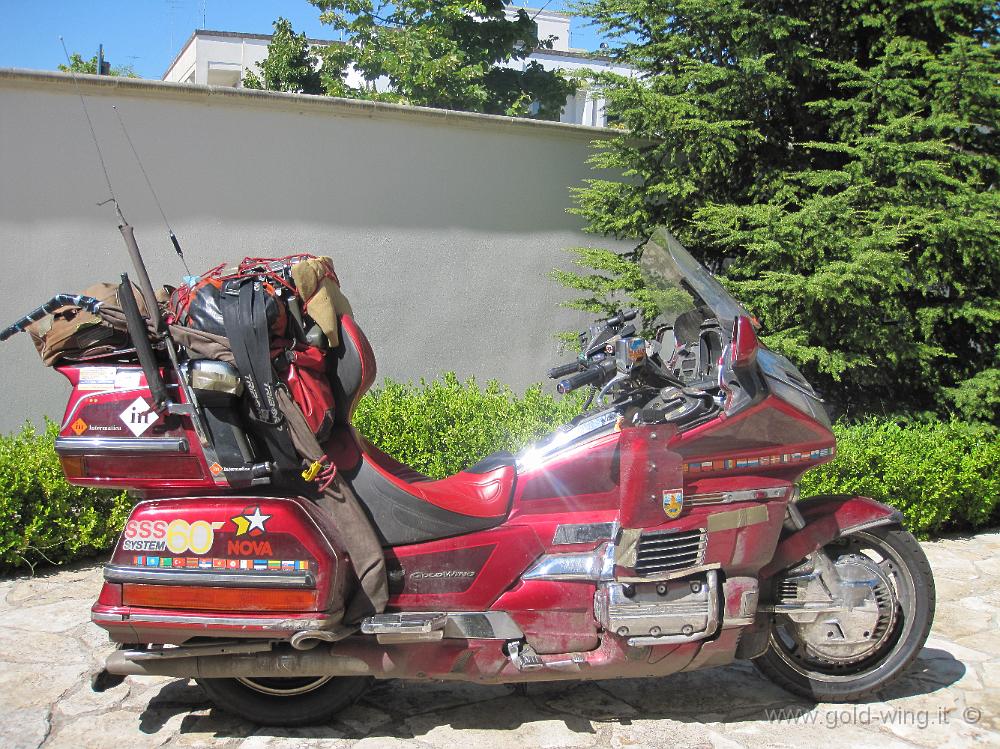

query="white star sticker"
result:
[245,507,271,533]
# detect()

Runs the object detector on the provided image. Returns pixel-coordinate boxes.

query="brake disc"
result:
[785,554,898,666]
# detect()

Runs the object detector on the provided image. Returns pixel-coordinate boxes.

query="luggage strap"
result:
[220,279,299,472]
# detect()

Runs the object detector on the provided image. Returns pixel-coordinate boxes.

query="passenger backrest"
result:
[329,315,376,425]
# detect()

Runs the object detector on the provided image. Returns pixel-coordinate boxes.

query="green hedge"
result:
[801,418,1000,538]
[353,373,586,478]
[0,421,131,573]
[2,377,997,572]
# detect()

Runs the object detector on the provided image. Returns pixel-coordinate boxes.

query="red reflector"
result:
[66,455,206,480]
[122,584,316,612]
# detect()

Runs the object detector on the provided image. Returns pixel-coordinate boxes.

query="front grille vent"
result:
[634,528,707,576]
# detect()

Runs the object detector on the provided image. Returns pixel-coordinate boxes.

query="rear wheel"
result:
[196,675,372,726]
[753,525,935,702]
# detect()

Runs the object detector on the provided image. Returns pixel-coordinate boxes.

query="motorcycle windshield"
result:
[639,227,751,339]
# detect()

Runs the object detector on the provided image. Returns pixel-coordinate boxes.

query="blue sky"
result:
[0,1,608,80]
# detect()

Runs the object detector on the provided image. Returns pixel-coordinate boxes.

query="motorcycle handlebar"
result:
[547,361,580,379]
[0,294,103,342]
[557,359,616,394]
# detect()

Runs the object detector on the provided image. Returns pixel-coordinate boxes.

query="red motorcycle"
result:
[5,227,934,726]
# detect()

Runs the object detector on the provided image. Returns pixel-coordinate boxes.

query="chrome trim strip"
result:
[55,436,188,454]
[91,612,125,623]
[122,614,331,630]
[689,487,788,505]
[522,542,615,582]
[552,521,620,546]
[359,611,525,641]
[516,408,619,473]
[104,565,315,589]
[838,512,904,537]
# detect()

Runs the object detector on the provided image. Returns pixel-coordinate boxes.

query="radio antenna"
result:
[58,37,125,225]
[113,105,192,275]
[57,36,219,459]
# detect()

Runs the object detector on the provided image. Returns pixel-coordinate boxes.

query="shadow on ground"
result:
[133,646,965,741]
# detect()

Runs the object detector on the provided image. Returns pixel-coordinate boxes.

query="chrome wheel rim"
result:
[770,530,917,683]
[236,675,333,696]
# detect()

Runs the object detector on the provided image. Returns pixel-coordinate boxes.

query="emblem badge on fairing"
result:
[410,570,476,579]
[119,396,159,437]
[663,489,684,519]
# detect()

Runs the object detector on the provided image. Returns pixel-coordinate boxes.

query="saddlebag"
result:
[92,496,351,644]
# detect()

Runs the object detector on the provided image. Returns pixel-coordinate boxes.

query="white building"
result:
[161,8,632,127]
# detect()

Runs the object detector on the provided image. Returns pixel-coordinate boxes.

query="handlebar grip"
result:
[0,294,103,342]
[557,360,614,394]
[547,361,580,379]
[606,308,639,327]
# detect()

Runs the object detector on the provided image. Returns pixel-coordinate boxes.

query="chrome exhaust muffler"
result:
[105,646,371,679]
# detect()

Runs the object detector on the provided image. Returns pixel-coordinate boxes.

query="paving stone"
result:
[0,707,50,749]
[240,728,350,749]
[43,708,175,749]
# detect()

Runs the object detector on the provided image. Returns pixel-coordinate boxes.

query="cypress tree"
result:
[563,1,999,419]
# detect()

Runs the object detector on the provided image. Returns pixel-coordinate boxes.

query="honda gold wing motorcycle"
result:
[2,227,934,726]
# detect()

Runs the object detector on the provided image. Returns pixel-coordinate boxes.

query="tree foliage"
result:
[250,2,573,118]
[243,18,325,94]
[58,52,136,78]
[564,0,999,421]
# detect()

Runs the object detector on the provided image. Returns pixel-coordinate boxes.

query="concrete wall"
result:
[0,69,626,434]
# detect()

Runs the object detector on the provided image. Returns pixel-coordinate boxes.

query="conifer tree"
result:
[564,1,999,419]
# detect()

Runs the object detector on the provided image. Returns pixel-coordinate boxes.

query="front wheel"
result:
[753,525,935,702]
[196,675,372,726]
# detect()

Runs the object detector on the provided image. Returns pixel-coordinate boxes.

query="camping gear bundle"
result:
[25,254,387,622]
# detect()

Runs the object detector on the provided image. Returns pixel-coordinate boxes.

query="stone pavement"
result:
[1,531,998,749]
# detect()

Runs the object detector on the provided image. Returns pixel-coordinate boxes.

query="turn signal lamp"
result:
[731,316,759,367]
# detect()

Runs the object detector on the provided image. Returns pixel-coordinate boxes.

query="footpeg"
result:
[361,612,446,644]
[507,640,544,671]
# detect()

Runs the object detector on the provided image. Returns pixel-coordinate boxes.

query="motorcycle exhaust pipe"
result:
[104,647,371,679]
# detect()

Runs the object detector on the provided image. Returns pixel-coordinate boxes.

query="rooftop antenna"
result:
[112,105,192,276]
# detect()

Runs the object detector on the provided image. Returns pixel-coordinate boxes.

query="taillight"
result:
[60,454,206,481]
[97,582,123,607]
[122,584,317,612]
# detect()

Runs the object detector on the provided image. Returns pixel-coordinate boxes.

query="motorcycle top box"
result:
[54,364,225,492]
[3,226,935,727]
